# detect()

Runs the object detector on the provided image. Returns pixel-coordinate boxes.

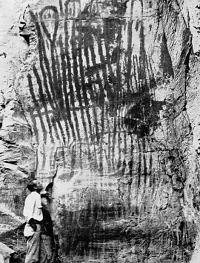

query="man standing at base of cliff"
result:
[23,180,43,263]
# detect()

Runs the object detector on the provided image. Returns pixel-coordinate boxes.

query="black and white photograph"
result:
[0,0,199,262]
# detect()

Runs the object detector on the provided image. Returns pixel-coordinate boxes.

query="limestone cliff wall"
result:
[1,0,200,262]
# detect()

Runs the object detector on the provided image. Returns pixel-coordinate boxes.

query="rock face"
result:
[1,0,200,262]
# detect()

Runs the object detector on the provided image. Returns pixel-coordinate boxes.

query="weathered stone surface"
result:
[2,0,200,262]
[0,242,15,262]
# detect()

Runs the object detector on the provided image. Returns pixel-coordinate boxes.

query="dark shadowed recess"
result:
[55,202,196,262]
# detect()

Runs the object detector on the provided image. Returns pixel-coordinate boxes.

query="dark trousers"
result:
[40,234,54,263]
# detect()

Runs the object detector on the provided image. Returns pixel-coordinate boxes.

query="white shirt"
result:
[23,191,43,222]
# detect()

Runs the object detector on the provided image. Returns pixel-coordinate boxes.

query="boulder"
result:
[0,242,15,263]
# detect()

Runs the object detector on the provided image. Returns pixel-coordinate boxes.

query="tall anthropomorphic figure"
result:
[23,180,43,263]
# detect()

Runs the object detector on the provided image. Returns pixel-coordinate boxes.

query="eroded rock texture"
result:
[1,0,200,262]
